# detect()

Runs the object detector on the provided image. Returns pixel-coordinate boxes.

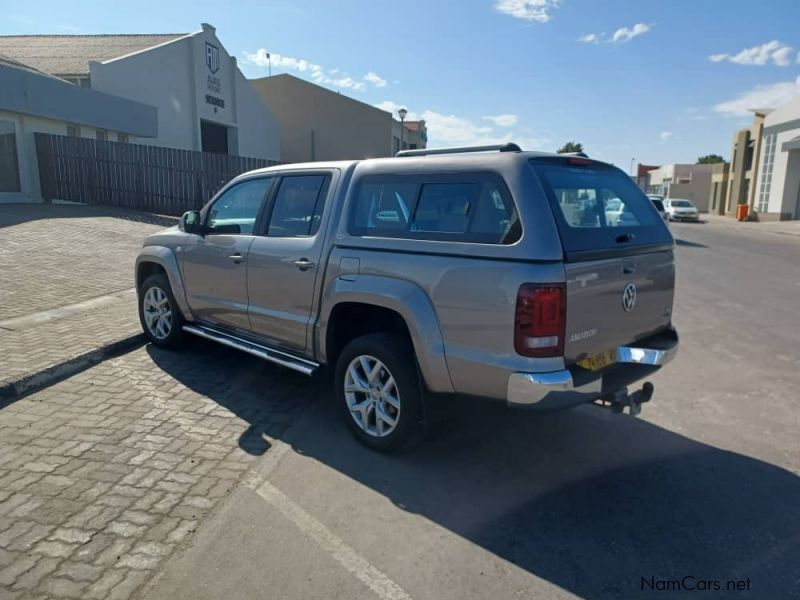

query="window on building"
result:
[96,130,108,142]
[410,144,417,150]
[392,136,400,155]
[118,133,130,144]
[66,125,80,138]
[757,134,776,213]
[0,120,21,193]
[349,174,521,244]
[267,175,330,237]
[744,140,754,172]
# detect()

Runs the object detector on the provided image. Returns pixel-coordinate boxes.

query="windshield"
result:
[670,200,694,208]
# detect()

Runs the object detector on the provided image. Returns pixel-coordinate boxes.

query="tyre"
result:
[334,333,423,452]
[138,272,185,348]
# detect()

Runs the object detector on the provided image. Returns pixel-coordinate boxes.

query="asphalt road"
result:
[141,221,800,600]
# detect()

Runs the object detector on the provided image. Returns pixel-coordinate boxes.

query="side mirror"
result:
[179,210,204,235]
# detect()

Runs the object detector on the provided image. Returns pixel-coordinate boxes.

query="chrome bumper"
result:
[507,330,679,408]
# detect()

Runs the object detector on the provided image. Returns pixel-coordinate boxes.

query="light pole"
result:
[267,52,271,76]
[630,157,636,176]
[398,108,407,152]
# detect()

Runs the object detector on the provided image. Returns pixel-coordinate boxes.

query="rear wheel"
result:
[335,333,423,452]
[138,273,184,348]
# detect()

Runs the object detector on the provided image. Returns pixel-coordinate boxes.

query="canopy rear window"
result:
[530,158,672,258]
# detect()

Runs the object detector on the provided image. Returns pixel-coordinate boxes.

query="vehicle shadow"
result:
[674,238,709,248]
[146,341,800,599]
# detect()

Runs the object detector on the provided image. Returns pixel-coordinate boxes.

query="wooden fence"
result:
[35,133,278,216]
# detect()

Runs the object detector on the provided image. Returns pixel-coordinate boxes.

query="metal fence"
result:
[35,133,278,216]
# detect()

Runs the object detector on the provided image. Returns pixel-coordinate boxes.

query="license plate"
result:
[577,349,617,371]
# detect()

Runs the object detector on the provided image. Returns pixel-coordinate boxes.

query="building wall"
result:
[753,96,800,220]
[90,25,279,160]
[250,74,393,163]
[391,120,427,154]
[0,110,137,203]
[708,162,729,215]
[780,149,800,219]
[646,163,713,211]
[726,112,766,216]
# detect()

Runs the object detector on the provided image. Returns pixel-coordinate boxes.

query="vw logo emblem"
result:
[622,282,637,312]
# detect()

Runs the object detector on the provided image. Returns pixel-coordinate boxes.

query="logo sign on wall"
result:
[205,42,220,74]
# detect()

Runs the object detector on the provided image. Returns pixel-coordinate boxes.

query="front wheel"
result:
[334,333,423,452]
[138,273,185,348]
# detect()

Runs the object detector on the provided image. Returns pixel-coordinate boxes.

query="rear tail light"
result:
[514,283,566,357]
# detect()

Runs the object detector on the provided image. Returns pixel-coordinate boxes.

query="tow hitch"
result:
[595,382,654,416]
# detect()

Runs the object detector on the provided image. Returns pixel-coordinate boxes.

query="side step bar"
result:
[182,324,320,376]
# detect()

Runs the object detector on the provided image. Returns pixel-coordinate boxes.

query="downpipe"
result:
[595,382,654,416]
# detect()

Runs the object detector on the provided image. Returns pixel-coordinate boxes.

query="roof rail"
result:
[396,143,522,158]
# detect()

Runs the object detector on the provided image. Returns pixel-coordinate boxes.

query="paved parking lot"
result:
[0,342,314,599]
[0,204,172,320]
[1,219,799,599]
[0,205,173,391]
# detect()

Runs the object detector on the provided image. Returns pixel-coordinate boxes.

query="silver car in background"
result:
[664,198,700,222]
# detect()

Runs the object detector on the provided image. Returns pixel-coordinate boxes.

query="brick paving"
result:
[0,292,141,390]
[0,204,174,321]
[0,341,318,599]
[0,204,175,394]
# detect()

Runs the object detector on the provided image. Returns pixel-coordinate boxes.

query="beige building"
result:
[708,161,730,215]
[646,163,716,212]
[723,110,769,216]
[252,74,428,163]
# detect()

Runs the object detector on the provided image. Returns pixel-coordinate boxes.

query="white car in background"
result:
[664,198,700,222]
[647,195,670,224]
[604,198,639,226]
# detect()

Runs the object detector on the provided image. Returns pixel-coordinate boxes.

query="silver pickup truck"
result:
[135,144,678,451]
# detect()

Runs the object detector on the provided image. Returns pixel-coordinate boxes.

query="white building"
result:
[753,95,800,220]
[0,24,280,161]
[0,55,156,202]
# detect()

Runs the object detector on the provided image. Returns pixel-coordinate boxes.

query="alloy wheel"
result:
[344,355,401,437]
[142,286,172,340]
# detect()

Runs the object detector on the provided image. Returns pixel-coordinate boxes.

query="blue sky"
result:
[4,0,800,169]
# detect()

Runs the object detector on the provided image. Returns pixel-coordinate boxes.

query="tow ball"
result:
[596,382,654,416]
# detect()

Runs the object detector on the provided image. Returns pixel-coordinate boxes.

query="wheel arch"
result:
[318,275,454,394]
[135,247,192,321]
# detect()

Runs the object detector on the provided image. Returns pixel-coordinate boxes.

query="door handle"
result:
[293,258,315,271]
[229,253,245,264]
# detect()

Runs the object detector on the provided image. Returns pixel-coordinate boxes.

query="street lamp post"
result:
[398,108,408,153]
[630,158,636,177]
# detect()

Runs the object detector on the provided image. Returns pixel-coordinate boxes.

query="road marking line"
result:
[253,477,412,600]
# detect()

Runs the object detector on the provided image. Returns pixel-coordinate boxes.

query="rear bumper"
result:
[671,213,699,221]
[507,328,679,408]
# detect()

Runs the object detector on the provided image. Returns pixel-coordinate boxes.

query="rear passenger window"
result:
[267,175,330,237]
[349,174,520,244]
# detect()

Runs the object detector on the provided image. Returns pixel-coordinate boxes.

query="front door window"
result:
[206,178,273,235]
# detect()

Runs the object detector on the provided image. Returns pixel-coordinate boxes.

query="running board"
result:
[182,324,319,376]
